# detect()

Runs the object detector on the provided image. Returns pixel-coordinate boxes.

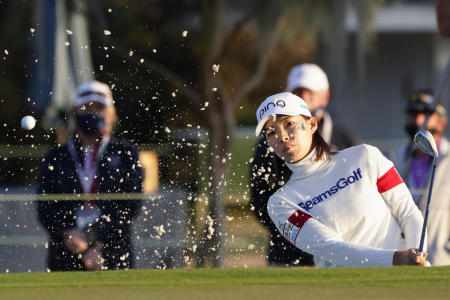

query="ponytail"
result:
[312,130,331,161]
[303,115,332,161]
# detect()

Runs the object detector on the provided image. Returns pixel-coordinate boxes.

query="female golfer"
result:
[255,92,427,267]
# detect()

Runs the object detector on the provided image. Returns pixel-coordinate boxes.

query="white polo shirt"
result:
[268,144,424,267]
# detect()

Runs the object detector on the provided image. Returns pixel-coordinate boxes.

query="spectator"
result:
[250,64,360,267]
[390,89,450,266]
[37,81,143,271]
[256,92,427,267]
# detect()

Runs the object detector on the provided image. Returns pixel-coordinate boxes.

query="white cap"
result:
[74,81,114,107]
[255,92,311,136]
[286,63,329,92]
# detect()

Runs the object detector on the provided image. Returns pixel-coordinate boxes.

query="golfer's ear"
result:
[309,117,318,133]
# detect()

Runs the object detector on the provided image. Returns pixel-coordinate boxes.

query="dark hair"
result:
[303,116,331,161]
[312,130,331,161]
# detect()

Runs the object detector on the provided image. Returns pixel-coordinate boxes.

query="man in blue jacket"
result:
[37,81,142,271]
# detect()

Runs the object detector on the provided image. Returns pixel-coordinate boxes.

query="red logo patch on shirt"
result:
[282,210,311,244]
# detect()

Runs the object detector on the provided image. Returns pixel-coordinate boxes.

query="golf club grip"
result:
[418,219,428,253]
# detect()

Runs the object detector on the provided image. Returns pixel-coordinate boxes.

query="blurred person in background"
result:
[256,92,427,267]
[37,81,143,271]
[250,64,361,267]
[389,89,450,266]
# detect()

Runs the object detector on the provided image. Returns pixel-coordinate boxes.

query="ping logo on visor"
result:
[258,99,286,119]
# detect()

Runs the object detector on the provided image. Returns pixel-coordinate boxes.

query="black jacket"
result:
[249,118,361,266]
[37,136,142,271]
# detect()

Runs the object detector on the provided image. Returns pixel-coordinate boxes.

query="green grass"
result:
[0,267,449,300]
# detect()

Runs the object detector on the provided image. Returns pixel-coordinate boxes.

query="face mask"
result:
[75,113,105,135]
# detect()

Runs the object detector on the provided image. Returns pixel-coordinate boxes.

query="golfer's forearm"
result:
[294,223,396,267]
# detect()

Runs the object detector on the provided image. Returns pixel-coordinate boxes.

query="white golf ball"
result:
[21,115,36,130]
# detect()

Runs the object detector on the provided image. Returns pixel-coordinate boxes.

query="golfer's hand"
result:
[393,248,428,266]
[63,228,89,254]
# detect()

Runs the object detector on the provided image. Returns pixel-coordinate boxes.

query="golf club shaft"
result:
[418,159,437,255]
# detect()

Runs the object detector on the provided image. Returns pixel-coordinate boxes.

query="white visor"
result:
[255,92,311,136]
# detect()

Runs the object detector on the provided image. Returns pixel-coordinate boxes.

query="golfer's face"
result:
[264,115,316,163]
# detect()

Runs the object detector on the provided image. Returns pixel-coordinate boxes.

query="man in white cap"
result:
[37,81,143,271]
[250,64,360,267]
